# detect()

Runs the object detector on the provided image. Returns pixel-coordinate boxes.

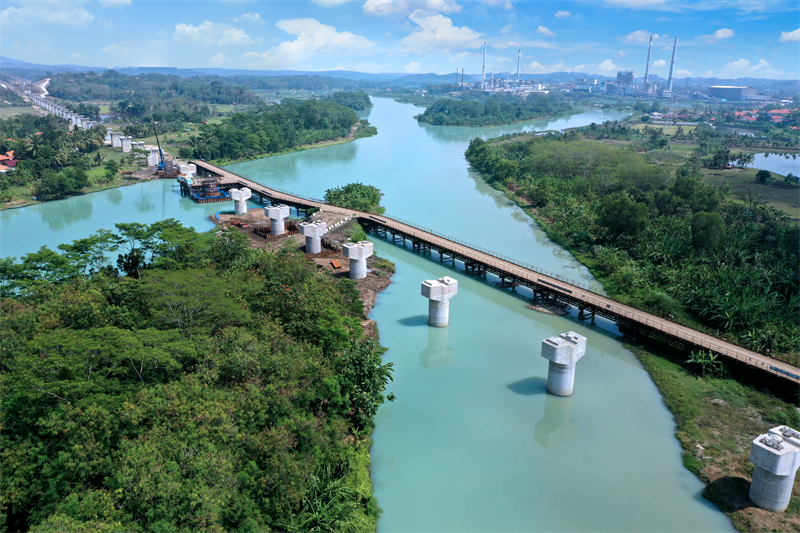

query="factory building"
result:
[708,86,758,101]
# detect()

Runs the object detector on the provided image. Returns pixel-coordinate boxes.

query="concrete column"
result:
[70,114,78,126]
[265,205,290,235]
[110,132,121,148]
[342,240,373,280]
[421,276,458,327]
[749,426,800,512]
[540,331,587,396]
[229,187,252,215]
[121,136,132,153]
[105,128,112,142]
[299,221,327,253]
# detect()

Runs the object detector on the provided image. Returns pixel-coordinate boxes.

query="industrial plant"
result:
[460,35,766,102]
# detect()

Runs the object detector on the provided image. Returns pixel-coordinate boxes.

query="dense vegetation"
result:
[324,183,385,215]
[466,135,799,362]
[48,70,260,106]
[178,99,361,162]
[321,91,372,111]
[415,94,573,126]
[0,220,393,532]
[0,86,27,107]
[0,114,116,202]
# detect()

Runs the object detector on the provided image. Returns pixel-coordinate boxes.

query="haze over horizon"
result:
[1,0,798,80]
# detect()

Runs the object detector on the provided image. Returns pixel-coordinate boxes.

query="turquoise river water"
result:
[1,99,734,532]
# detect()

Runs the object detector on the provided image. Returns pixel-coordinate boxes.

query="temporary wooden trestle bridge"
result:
[190,161,800,386]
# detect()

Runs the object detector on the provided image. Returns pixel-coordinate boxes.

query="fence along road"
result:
[193,161,800,385]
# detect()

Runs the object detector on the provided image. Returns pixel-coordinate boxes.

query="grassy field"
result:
[631,123,699,135]
[0,106,38,119]
[703,167,800,219]
[631,343,799,533]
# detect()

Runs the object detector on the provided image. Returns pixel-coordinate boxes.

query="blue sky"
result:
[1,0,798,79]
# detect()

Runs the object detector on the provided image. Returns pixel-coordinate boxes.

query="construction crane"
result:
[152,121,166,171]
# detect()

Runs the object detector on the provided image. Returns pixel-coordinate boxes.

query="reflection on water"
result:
[41,194,93,231]
[134,187,155,213]
[534,394,575,449]
[419,326,455,369]
[107,187,123,205]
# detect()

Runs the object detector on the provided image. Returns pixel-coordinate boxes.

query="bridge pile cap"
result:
[541,331,587,366]
[750,426,800,475]
[421,276,458,301]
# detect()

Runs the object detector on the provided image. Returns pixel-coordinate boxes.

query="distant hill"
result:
[1,56,796,95]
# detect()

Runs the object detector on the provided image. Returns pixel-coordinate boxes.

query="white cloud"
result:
[617,50,627,57]
[717,58,786,78]
[233,13,265,24]
[500,24,514,35]
[363,0,462,17]
[675,68,693,77]
[405,61,422,73]
[652,59,667,67]
[243,18,375,67]
[779,28,800,42]
[698,28,734,42]
[622,30,659,44]
[1,5,95,27]
[208,53,231,67]
[555,10,571,18]
[98,19,116,29]
[314,0,355,5]
[525,60,570,73]
[596,59,620,73]
[69,52,86,60]
[479,0,514,8]
[99,0,131,6]
[605,0,666,7]
[218,27,259,46]
[536,25,556,37]
[173,21,260,47]
[174,21,217,45]
[400,10,483,53]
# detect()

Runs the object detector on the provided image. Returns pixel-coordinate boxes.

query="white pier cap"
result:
[540,331,587,396]
[421,276,458,327]
[265,205,291,235]
[342,240,373,279]
[299,221,327,254]
[229,187,252,215]
[749,425,800,512]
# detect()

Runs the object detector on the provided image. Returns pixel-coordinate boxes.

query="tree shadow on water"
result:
[507,376,548,396]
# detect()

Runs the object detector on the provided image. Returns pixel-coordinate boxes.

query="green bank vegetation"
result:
[0,220,394,532]
[324,182,386,215]
[177,99,374,164]
[321,91,373,111]
[466,134,799,363]
[632,344,800,532]
[415,94,573,127]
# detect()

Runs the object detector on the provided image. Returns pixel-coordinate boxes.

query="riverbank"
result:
[206,120,377,167]
[630,343,800,532]
[218,209,394,532]
[415,108,582,129]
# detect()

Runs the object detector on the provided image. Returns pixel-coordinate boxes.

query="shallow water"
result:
[0,98,733,531]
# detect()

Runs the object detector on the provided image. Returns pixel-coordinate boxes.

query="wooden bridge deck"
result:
[191,161,800,385]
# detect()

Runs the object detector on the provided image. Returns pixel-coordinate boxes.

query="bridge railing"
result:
[237,179,327,205]
[372,213,609,297]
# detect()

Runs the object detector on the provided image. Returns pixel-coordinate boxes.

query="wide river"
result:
[1,98,734,532]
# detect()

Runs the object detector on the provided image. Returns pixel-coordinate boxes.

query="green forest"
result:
[178,99,363,162]
[0,220,393,532]
[415,95,573,126]
[324,183,385,214]
[321,91,373,111]
[0,114,117,202]
[466,135,799,362]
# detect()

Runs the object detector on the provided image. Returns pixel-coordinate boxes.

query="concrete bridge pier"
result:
[421,276,458,327]
[749,426,800,512]
[121,136,132,153]
[299,221,327,254]
[105,128,113,142]
[229,187,252,215]
[343,241,373,279]
[111,132,121,148]
[265,205,290,235]
[540,331,587,396]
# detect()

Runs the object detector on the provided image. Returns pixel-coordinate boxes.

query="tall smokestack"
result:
[461,68,464,85]
[667,36,677,94]
[482,41,486,87]
[643,35,653,92]
[517,49,521,81]
[456,69,459,84]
